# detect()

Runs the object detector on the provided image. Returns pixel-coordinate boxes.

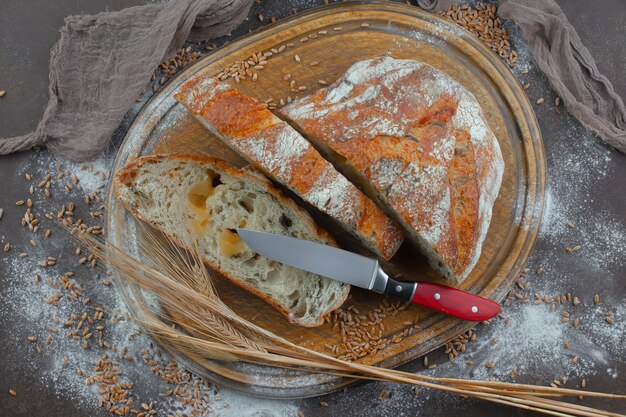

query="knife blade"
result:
[237,229,501,321]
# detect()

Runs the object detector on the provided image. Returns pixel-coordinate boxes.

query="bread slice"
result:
[280,57,505,284]
[113,154,350,327]
[173,77,403,261]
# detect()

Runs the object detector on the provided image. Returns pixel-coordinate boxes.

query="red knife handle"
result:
[383,277,501,321]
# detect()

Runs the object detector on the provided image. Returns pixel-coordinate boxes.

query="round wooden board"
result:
[106,1,545,398]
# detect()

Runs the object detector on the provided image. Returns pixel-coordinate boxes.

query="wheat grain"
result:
[439,3,518,67]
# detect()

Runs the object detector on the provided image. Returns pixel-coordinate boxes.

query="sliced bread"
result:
[114,154,350,327]
[173,77,403,260]
[280,57,505,284]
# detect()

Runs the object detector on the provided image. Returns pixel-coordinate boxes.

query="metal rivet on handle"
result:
[471,306,478,313]
[434,293,441,300]
[395,285,402,292]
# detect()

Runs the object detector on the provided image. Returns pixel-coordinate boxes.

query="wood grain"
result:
[107,2,545,397]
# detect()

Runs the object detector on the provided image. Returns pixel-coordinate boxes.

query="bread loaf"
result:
[174,77,403,260]
[280,57,505,283]
[114,154,350,327]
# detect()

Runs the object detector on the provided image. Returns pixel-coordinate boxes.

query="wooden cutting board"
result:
[106,1,545,398]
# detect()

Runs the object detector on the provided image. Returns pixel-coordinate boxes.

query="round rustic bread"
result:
[281,56,505,283]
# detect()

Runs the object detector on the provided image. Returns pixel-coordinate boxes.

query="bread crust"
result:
[174,77,403,260]
[114,153,350,327]
[280,57,505,283]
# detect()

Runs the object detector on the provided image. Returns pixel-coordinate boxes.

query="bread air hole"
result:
[287,291,306,318]
[210,170,223,188]
[279,213,293,229]
[238,196,254,213]
[264,268,281,284]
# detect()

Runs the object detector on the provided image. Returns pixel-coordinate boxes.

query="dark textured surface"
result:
[0,1,625,416]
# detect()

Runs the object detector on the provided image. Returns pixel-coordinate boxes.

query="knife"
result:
[237,229,501,321]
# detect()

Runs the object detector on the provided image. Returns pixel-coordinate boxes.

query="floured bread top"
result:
[281,56,505,283]
[174,76,403,260]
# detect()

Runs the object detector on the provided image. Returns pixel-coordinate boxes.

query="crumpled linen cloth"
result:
[419,0,626,153]
[0,0,254,161]
[2,0,625,160]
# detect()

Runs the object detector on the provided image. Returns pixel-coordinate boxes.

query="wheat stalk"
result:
[71,224,626,417]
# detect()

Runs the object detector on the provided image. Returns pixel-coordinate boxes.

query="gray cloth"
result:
[0,0,254,161]
[499,0,626,153]
[419,0,626,153]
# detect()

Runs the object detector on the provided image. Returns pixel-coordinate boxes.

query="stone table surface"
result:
[0,1,625,416]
